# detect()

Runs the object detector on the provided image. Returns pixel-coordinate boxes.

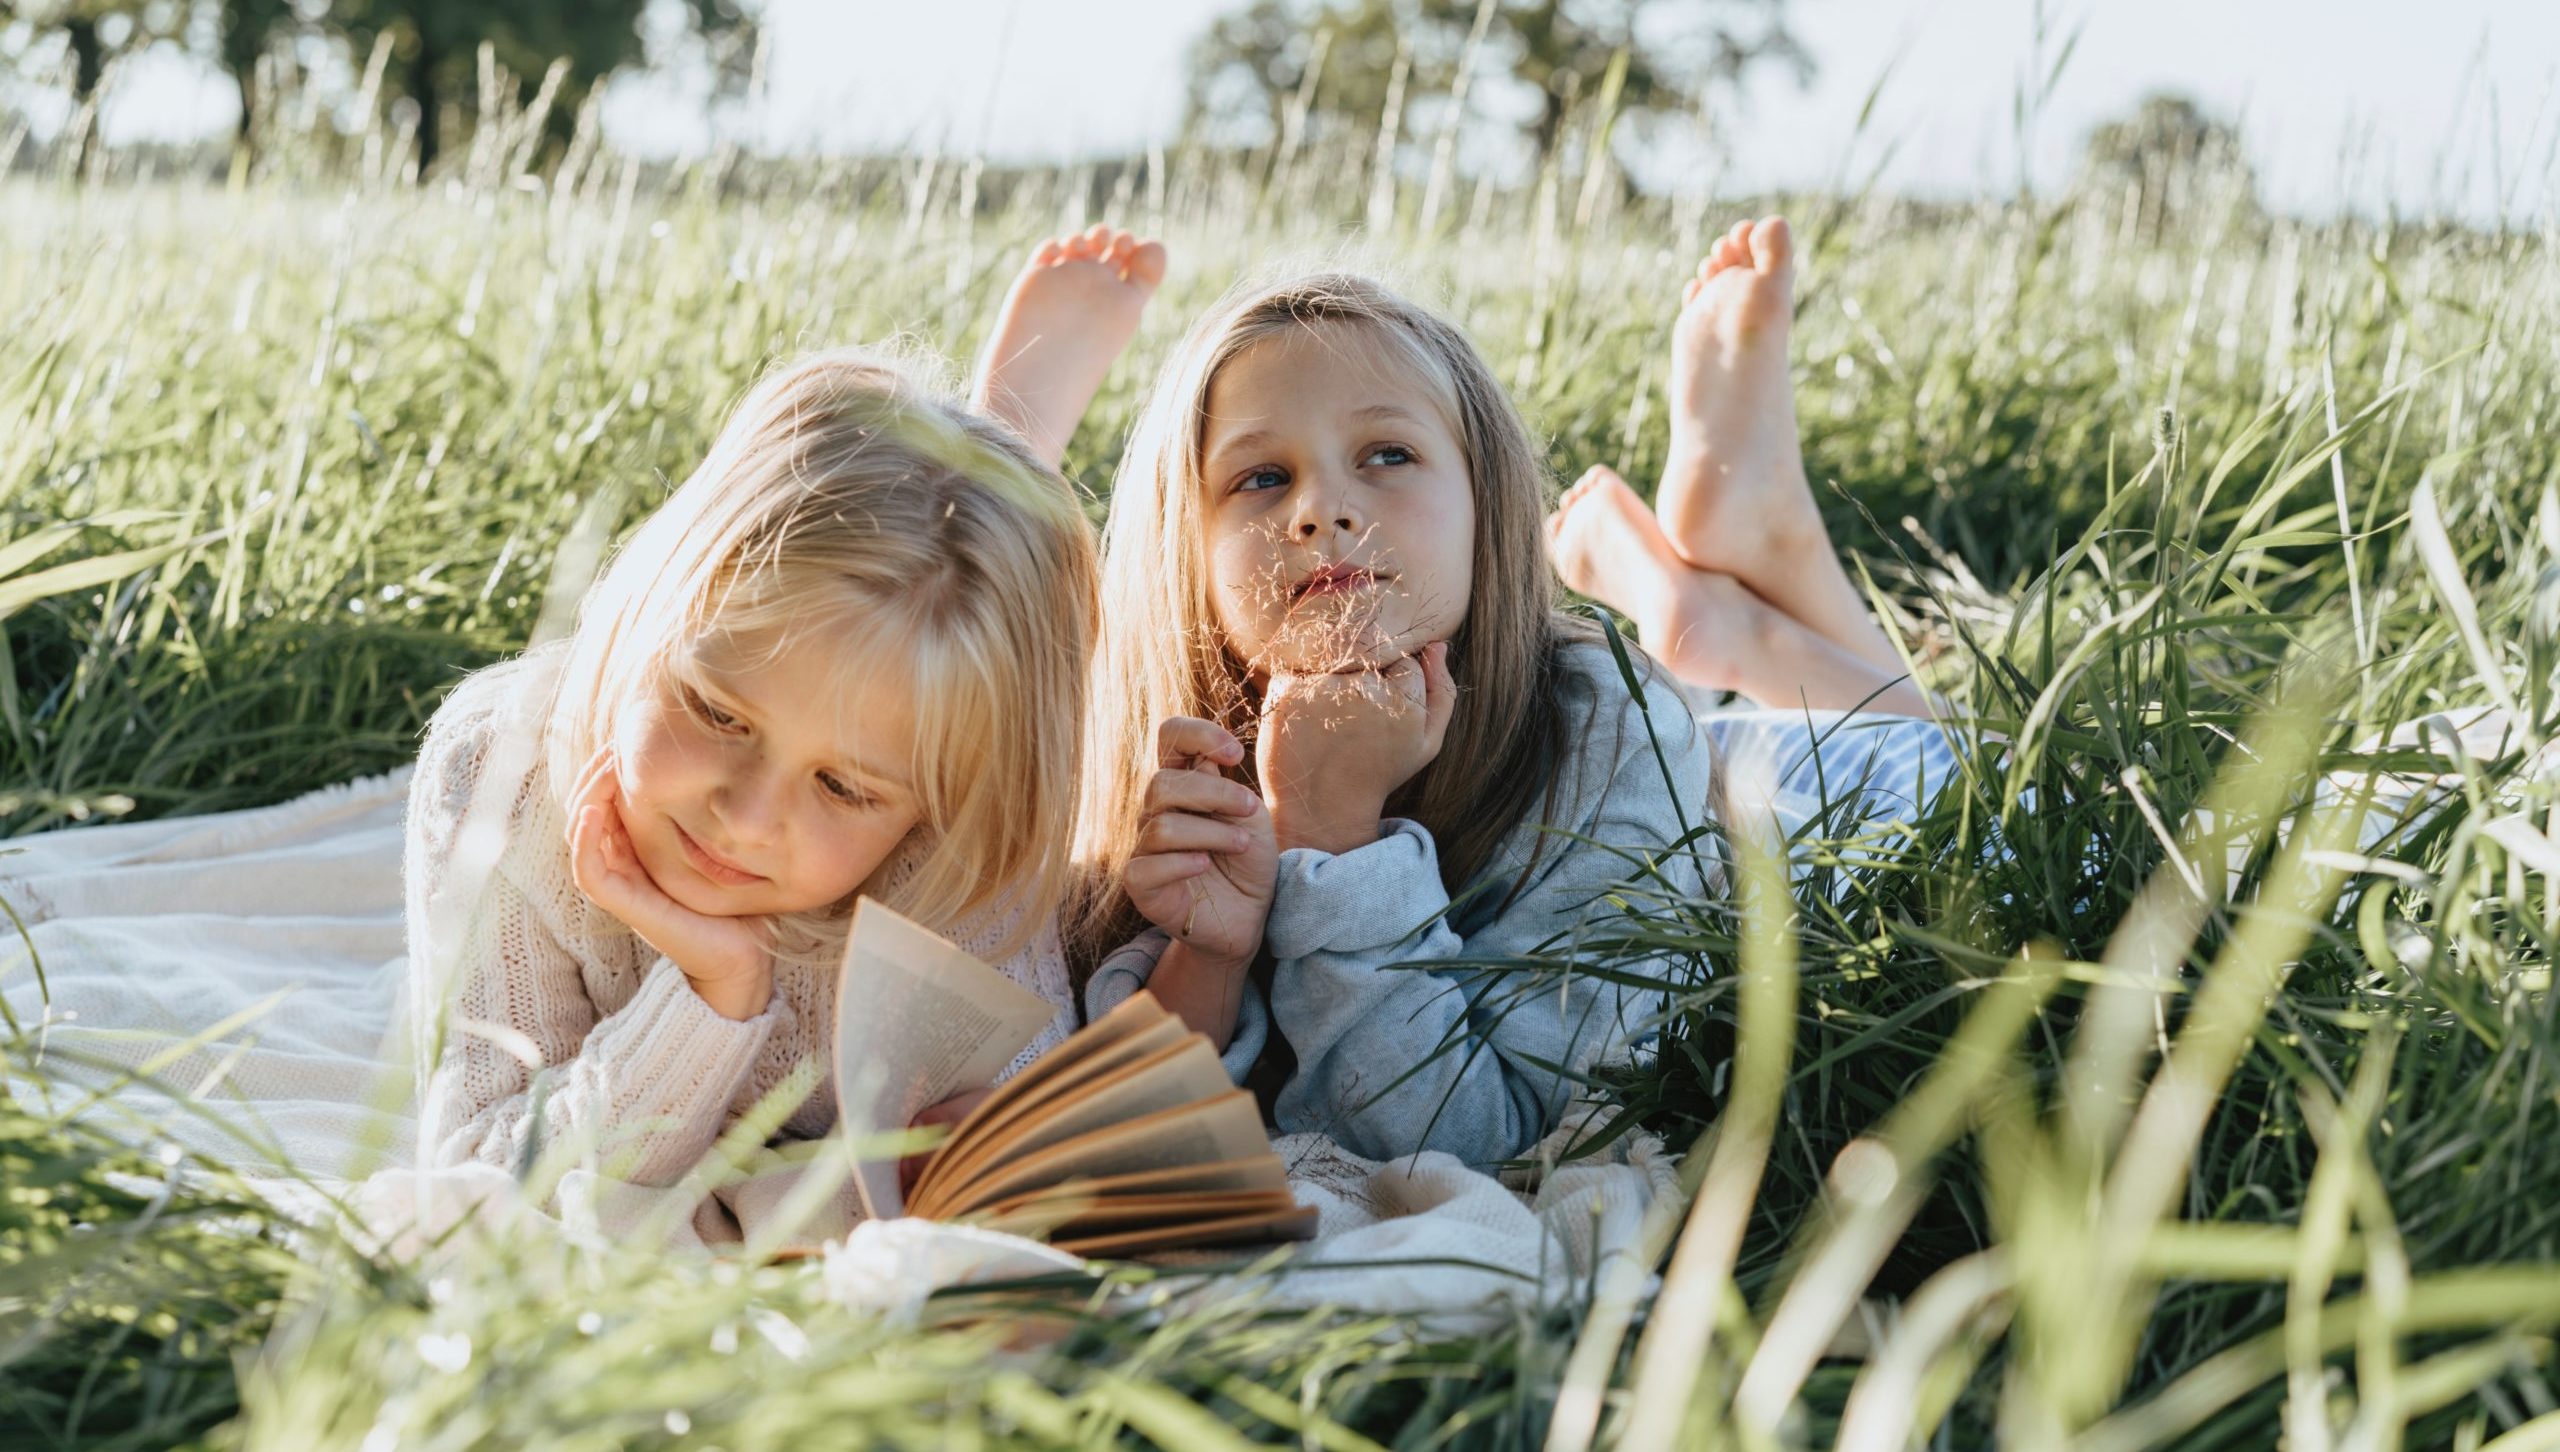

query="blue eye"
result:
[1363,444,1416,468]
[1236,466,1289,493]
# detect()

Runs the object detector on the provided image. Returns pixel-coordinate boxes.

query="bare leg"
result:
[1655,216,1904,675]
[971,225,1168,472]
[1547,465,1933,718]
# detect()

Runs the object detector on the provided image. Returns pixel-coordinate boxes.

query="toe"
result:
[1032,238,1065,267]
[1104,232,1135,272]
[1124,239,1169,286]
[1082,222,1113,252]
[1682,277,1703,306]
[1749,216,1793,274]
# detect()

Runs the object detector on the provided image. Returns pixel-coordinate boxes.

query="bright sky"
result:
[42,0,2560,221]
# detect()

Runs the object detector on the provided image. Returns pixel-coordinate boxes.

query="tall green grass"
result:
[6,63,2560,1449]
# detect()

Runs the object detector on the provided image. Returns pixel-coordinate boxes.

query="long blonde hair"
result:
[548,346,1094,963]
[1074,274,1592,957]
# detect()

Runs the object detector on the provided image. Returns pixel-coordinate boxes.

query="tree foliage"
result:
[2077,91,2260,238]
[1187,0,1807,167]
[323,0,752,172]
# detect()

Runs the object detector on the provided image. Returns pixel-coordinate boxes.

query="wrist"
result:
[684,962,772,1022]
[1269,798,1385,855]
[1162,936,1256,981]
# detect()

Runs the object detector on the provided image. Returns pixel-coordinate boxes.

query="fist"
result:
[1259,640,1456,855]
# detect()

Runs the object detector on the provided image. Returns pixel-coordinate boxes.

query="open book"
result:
[835,900,1317,1258]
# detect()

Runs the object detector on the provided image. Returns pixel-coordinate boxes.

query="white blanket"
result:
[0,772,1675,1328]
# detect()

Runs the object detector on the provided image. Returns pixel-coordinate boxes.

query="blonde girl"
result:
[1074,272,1722,1168]
[405,219,1168,1203]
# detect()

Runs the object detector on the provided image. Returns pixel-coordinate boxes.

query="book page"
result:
[835,898,1061,1221]
[977,1157,1288,1219]
[911,1001,1184,1208]
[913,1019,1194,1213]
[922,1037,1233,1214]
[1053,1203,1321,1259]
[980,1190,1300,1239]
[951,1090,1273,1214]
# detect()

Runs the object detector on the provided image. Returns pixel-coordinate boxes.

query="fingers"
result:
[1138,810,1254,859]
[1156,715,1244,771]
[1143,767,1261,820]
[1126,851,1212,895]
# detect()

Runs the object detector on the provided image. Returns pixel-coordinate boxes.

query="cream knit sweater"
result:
[405,644,1075,1191]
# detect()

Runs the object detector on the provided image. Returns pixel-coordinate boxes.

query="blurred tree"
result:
[321,0,753,174]
[1187,0,1806,167]
[211,0,296,154]
[2077,92,2260,239]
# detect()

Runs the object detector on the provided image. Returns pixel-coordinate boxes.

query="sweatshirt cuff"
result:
[1083,928,1171,1022]
[1084,928,1266,1087]
[1265,818,1453,960]
[580,957,780,1178]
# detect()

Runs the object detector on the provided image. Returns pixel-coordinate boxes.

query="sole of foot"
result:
[1546,464,1764,695]
[1655,215,1825,581]
[972,224,1169,468]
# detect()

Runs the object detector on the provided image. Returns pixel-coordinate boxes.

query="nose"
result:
[1288,467,1364,542]
[707,757,788,847]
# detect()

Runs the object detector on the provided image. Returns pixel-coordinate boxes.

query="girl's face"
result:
[610,627,923,919]
[1198,323,1475,679]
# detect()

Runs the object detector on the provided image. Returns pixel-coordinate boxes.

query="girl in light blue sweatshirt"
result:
[1074,217,1957,1168]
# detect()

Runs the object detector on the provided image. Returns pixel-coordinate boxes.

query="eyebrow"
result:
[1205,405,1429,462]
[1203,427,1277,460]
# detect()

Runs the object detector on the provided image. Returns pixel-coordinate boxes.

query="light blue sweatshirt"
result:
[1086,639,1715,1168]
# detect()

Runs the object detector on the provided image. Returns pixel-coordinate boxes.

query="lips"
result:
[1291,563,1382,601]
[673,818,763,886]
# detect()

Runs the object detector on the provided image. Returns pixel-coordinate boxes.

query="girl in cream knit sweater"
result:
[407,230,1168,1199]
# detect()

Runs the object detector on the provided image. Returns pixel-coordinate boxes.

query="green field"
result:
[7,102,2560,1449]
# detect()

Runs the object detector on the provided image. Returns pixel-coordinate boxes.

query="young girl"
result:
[408,229,1164,1207]
[1076,219,1960,1170]
[1074,268,1718,1169]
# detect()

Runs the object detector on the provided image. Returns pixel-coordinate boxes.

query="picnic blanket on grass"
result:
[0,769,1675,1330]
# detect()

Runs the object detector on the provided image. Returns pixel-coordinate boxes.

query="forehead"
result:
[1202,320,1458,448]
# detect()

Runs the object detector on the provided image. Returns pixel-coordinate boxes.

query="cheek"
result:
[613,709,712,809]
[1388,485,1476,636]
[1205,526,1282,648]
[791,810,920,903]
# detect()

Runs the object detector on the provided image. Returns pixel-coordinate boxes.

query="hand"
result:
[1260,641,1456,855]
[1124,717,1277,971]
[565,750,773,1020]
[900,1086,995,1198]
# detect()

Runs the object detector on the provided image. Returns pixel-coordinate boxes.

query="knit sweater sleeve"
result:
[404,662,782,1187]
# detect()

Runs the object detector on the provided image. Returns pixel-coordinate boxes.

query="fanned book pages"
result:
[837,900,1316,1258]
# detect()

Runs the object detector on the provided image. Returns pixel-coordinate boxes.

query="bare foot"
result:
[1656,216,1826,580]
[1546,465,1768,694]
[971,225,1169,471]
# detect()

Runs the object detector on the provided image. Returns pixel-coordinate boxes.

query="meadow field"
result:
[7,81,2560,1450]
